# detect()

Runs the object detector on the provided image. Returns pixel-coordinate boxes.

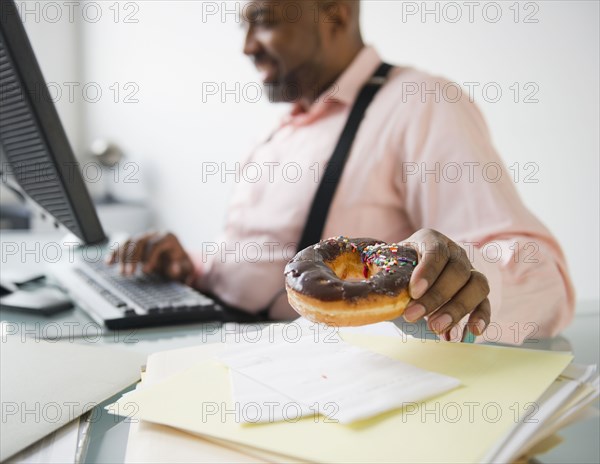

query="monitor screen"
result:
[0,0,106,245]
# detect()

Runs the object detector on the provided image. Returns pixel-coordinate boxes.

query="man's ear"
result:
[318,1,352,30]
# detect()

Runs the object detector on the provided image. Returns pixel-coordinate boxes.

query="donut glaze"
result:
[284,237,418,326]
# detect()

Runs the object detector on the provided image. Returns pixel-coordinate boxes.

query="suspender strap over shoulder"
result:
[242,62,393,321]
[296,62,393,252]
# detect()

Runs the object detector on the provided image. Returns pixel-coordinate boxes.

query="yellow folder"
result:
[110,334,572,463]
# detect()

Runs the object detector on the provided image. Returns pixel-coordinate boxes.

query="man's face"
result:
[241,1,328,103]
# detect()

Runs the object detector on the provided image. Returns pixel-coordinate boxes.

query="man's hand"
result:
[402,229,491,340]
[108,232,196,284]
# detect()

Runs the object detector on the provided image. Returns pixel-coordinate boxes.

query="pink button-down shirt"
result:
[196,46,574,344]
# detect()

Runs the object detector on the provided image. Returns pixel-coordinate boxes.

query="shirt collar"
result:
[281,45,383,127]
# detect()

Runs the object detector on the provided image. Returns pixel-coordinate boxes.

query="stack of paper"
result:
[107,321,599,463]
[6,416,83,464]
[1,335,146,462]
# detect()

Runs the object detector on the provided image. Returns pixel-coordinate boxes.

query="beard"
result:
[260,31,325,104]
[263,80,301,103]
[263,57,325,104]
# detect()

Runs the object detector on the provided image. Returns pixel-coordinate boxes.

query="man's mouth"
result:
[254,59,279,84]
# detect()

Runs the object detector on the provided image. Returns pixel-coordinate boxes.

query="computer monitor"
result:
[0,0,107,245]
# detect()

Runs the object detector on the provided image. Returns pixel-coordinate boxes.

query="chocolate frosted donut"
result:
[284,236,418,326]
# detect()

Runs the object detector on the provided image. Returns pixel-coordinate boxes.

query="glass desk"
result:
[1,231,598,463]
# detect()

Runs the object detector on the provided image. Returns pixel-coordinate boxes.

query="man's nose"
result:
[243,28,261,57]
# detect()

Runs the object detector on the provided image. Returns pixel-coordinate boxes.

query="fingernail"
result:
[474,319,487,336]
[430,314,453,334]
[410,279,428,299]
[404,304,426,322]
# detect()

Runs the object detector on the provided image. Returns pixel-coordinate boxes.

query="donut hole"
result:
[364,264,381,279]
[327,254,368,282]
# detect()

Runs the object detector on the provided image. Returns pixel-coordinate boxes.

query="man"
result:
[110,1,574,344]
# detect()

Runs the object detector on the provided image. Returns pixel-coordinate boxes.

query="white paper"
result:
[560,363,597,383]
[1,336,145,462]
[216,330,460,424]
[339,321,407,338]
[220,320,408,424]
[482,365,599,464]
[229,370,314,423]
[6,418,79,464]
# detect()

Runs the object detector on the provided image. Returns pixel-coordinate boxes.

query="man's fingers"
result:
[400,228,492,342]
[118,239,133,275]
[408,238,450,299]
[185,271,196,286]
[142,240,172,274]
[166,254,196,282]
[107,240,125,265]
[107,233,153,268]
[403,256,471,322]
[143,235,178,275]
[178,258,195,283]
[466,297,492,336]
[126,235,154,275]
[105,232,194,282]
[427,270,490,334]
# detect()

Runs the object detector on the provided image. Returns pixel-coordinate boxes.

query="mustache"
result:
[252,52,276,66]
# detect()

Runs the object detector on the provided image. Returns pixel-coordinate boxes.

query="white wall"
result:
[363,0,599,307]
[79,1,286,234]
[18,0,84,154]
[20,1,600,306]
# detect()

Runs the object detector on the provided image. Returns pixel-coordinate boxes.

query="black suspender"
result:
[296,62,393,252]
[220,62,393,321]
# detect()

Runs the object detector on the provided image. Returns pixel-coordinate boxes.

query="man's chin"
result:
[263,82,302,104]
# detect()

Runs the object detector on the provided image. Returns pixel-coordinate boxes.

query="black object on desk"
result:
[0,286,73,315]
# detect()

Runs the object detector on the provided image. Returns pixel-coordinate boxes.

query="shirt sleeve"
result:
[394,75,575,344]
